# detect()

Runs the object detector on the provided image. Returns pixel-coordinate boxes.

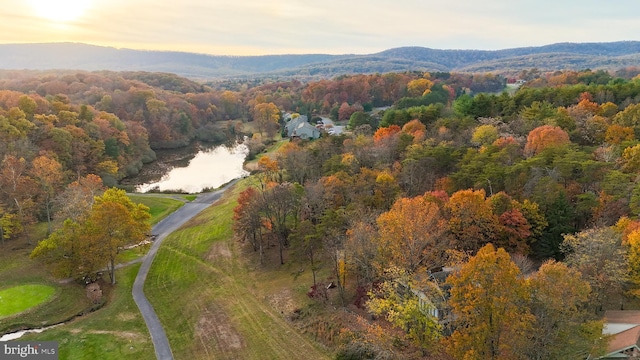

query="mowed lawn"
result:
[128,194,186,225]
[0,232,91,335]
[0,284,56,317]
[145,179,331,359]
[22,265,154,360]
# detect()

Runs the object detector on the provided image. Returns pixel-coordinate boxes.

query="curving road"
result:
[132,180,239,360]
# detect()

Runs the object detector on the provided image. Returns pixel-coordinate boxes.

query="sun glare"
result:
[27,0,90,23]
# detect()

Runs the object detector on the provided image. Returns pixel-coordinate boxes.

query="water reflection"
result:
[136,142,249,194]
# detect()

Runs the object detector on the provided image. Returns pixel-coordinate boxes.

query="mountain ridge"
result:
[1,41,639,79]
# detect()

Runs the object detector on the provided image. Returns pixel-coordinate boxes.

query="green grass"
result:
[0,284,56,317]
[23,265,154,360]
[181,195,197,202]
[128,194,185,225]
[144,178,330,359]
[0,238,92,334]
[115,246,148,264]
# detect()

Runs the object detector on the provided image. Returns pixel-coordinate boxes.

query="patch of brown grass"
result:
[195,304,244,358]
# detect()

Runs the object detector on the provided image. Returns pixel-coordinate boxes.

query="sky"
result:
[1,0,638,56]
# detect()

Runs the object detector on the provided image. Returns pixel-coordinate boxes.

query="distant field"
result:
[0,284,56,318]
[144,179,330,359]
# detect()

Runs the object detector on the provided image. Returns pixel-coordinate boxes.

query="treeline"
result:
[233,69,640,359]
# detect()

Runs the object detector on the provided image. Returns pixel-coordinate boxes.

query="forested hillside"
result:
[2,41,640,79]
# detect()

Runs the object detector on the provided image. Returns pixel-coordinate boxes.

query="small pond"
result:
[131,142,249,194]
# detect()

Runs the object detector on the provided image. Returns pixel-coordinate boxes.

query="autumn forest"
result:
[5,66,640,358]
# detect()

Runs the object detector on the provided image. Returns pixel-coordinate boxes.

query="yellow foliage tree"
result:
[628,229,640,297]
[471,125,499,146]
[32,188,150,284]
[367,268,442,354]
[526,261,606,359]
[407,77,434,97]
[253,102,280,138]
[446,244,533,360]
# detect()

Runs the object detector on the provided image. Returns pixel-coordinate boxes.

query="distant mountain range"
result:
[1,41,640,80]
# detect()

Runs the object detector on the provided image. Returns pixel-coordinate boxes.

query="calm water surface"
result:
[136,142,249,194]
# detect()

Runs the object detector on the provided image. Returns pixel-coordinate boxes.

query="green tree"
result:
[348,111,374,129]
[17,95,37,119]
[533,192,575,260]
[367,268,442,355]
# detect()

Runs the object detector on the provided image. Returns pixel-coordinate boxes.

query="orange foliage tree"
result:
[524,125,570,157]
[401,119,426,143]
[373,125,401,144]
[376,194,447,273]
[446,189,499,253]
[605,124,635,144]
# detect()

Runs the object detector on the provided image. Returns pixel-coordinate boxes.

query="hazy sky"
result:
[1,0,638,55]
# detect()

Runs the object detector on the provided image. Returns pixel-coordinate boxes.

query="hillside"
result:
[1,41,640,79]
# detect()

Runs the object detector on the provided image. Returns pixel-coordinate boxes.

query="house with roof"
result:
[600,310,640,359]
[396,267,454,327]
[284,114,320,140]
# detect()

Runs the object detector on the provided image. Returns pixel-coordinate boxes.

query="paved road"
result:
[132,180,239,360]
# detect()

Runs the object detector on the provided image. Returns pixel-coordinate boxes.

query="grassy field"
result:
[144,179,331,359]
[0,284,56,317]
[181,195,197,202]
[22,265,154,360]
[0,237,92,335]
[128,194,186,225]
[1,193,183,355]
[3,186,329,359]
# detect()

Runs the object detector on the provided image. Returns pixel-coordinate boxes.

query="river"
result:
[124,141,249,194]
[0,324,61,341]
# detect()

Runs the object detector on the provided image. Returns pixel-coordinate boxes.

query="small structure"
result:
[86,282,103,304]
[601,310,640,359]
